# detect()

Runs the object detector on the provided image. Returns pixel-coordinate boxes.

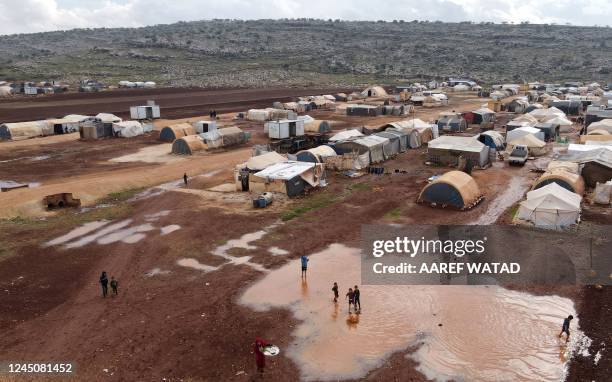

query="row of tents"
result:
[159,122,250,154]
[0,113,152,141]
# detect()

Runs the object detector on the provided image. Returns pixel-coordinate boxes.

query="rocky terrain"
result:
[0,19,611,87]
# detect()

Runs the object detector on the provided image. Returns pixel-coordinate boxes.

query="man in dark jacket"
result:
[100,271,108,298]
[110,276,119,296]
[353,285,361,311]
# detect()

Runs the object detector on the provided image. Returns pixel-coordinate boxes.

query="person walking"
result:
[183,172,188,185]
[558,315,573,343]
[353,285,361,311]
[346,288,355,313]
[110,276,118,296]
[332,282,339,303]
[254,337,267,374]
[99,271,108,298]
[300,255,309,277]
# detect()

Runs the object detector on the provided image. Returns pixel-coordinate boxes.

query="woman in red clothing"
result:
[254,337,267,374]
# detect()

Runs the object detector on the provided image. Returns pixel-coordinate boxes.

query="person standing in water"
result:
[183,172,188,185]
[346,288,355,313]
[300,255,309,277]
[332,282,339,302]
[254,337,267,374]
[99,271,108,298]
[558,315,573,342]
[353,285,361,311]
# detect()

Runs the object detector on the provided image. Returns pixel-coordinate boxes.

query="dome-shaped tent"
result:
[296,145,337,163]
[0,85,12,97]
[418,171,483,210]
[361,86,387,97]
[159,123,197,142]
[533,169,585,195]
[477,131,505,150]
[172,135,206,155]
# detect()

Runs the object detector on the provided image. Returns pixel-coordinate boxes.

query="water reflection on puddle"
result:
[240,244,585,382]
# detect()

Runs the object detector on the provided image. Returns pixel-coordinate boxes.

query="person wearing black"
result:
[183,172,188,185]
[100,271,108,298]
[332,282,339,302]
[558,315,573,342]
[110,276,119,296]
[353,285,361,311]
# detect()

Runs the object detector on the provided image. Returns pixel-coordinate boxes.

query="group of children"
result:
[332,282,361,313]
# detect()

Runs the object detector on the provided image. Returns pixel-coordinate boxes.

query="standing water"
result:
[240,244,586,381]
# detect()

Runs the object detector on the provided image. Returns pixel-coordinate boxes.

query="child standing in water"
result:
[558,315,573,343]
[346,288,355,313]
[332,282,339,302]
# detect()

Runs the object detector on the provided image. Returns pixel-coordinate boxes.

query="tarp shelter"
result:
[95,113,122,123]
[593,181,612,205]
[477,130,505,150]
[193,120,217,134]
[517,183,581,228]
[374,131,402,156]
[427,136,490,167]
[0,121,48,140]
[296,145,337,163]
[251,161,324,197]
[361,86,387,97]
[528,107,566,122]
[506,99,530,113]
[547,161,580,175]
[63,114,90,123]
[201,126,248,148]
[534,122,560,142]
[0,85,11,97]
[329,129,364,142]
[380,129,409,151]
[130,105,160,120]
[301,119,330,134]
[557,148,612,187]
[506,120,534,132]
[545,116,573,132]
[417,171,483,210]
[333,136,388,164]
[172,135,206,155]
[533,169,585,195]
[512,114,539,125]
[346,104,381,116]
[44,118,79,135]
[246,151,287,171]
[587,119,612,134]
[386,127,420,149]
[507,134,547,156]
[469,108,496,125]
[79,119,113,140]
[567,143,612,154]
[507,126,545,143]
[159,123,197,142]
[437,113,467,132]
[112,121,144,138]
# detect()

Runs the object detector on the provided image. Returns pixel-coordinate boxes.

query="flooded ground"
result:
[240,244,587,382]
[472,173,531,225]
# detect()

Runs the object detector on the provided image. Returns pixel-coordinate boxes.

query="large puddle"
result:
[240,244,586,382]
[472,176,530,225]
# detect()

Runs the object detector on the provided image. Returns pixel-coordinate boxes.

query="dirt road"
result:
[0,87,350,123]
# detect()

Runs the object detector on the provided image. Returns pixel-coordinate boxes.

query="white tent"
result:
[517,183,581,228]
[329,129,364,142]
[95,113,122,123]
[506,126,545,142]
[112,121,144,138]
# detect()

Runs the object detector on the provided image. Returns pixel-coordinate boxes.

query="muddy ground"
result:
[0,92,609,381]
[0,87,350,123]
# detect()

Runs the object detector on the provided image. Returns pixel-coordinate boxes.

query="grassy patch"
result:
[384,207,403,220]
[99,187,145,204]
[281,193,338,221]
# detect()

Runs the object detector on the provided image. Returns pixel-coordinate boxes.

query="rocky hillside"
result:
[0,19,610,87]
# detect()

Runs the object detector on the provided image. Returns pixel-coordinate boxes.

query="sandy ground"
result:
[0,91,609,381]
